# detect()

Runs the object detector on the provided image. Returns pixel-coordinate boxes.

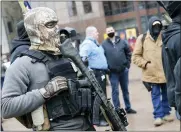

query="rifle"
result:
[59,39,127,131]
[157,1,172,24]
[162,13,172,24]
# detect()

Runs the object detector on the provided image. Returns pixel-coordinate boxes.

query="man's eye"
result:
[45,21,57,28]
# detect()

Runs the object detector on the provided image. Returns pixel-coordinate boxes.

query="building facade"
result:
[1,1,107,56]
[103,1,165,36]
[1,1,165,56]
[1,1,23,55]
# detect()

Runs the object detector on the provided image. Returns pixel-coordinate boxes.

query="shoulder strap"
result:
[19,50,50,64]
[141,33,147,45]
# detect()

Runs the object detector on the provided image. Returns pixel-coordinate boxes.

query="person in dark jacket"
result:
[102,26,136,114]
[10,20,30,63]
[157,1,181,119]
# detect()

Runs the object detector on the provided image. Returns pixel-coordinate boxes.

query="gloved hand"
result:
[39,76,68,99]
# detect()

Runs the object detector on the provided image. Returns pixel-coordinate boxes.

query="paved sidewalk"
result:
[2,64,181,131]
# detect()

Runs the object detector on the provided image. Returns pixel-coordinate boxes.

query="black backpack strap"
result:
[141,33,147,45]
[19,50,50,64]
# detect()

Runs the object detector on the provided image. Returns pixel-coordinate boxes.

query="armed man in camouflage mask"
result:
[2,7,95,131]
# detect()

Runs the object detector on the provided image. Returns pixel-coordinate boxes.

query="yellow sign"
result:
[104,33,108,40]
[125,28,137,40]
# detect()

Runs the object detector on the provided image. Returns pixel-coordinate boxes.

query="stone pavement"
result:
[2,64,181,131]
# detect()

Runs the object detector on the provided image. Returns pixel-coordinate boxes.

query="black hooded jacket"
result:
[174,57,181,115]
[161,16,181,108]
[102,37,131,73]
[10,20,30,63]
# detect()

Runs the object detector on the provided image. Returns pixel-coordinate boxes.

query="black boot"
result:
[126,108,137,114]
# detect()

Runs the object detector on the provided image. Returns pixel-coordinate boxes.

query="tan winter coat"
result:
[132,31,166,83]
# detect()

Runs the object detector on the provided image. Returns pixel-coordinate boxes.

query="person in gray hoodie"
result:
[1,7,94,131]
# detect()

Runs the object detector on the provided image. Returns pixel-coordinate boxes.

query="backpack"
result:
[141,33,147,45]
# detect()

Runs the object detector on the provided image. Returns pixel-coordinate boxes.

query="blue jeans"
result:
[176,111,181,120]
[151,84,171,119]
[109,68,131,110]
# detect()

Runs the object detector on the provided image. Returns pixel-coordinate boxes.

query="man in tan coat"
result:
[132,16,173,126]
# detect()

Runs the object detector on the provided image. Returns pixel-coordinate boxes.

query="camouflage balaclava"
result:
[24,7,60,55]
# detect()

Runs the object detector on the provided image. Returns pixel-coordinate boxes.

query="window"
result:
[145,1,157,9]
[103,2,112,16]
[138,1,158,9]
[141,15,156,33]
[120,1,134,13]
[107,18,136,31]
[68,1,77,17]
[82,1,92,14]
[141,16,148,33]
[103,1,134,16]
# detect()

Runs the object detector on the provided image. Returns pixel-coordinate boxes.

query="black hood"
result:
[10,20,30,54]
[162,22,180,45]
[172,15,181,24]
[160,1,181,18]
[148,16,162,39]
[11,38,30,54]
[17,20,29,39]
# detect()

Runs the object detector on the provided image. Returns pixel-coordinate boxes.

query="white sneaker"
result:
[154,118,164,126]
[163,115,174,122]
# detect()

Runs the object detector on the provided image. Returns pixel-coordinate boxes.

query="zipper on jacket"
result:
[113,43,116,48]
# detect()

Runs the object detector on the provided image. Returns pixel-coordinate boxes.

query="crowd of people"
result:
[1,1,180,131]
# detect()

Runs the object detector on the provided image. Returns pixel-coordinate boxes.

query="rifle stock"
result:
[162,13,172,24]
[59,39,127,131]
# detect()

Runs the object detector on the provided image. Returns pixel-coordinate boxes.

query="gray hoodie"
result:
[1,56,89,130]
